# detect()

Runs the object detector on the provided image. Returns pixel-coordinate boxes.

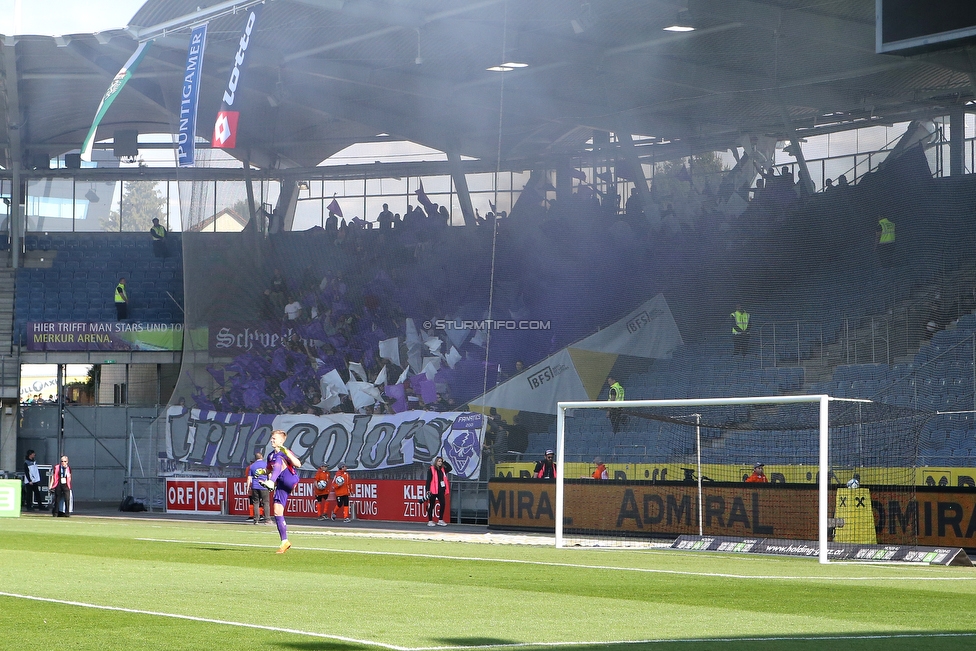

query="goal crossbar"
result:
[556,395,834,563]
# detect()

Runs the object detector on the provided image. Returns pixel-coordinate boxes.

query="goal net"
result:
[555,396,924,562]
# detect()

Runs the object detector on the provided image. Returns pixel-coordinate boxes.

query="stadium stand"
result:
[14,233,184,343]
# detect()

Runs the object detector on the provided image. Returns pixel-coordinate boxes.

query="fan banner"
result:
[212,6,261,149]
[209,322,313,355]
[27,322,184,351]
[471,294,683,414]
[164,407,485,478]
[177,23,208,166]
[571,293,684,358]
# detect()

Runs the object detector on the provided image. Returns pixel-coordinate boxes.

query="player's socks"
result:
[275,515,287,542]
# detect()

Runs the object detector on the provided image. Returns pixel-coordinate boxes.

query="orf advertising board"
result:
[165,478,227,513]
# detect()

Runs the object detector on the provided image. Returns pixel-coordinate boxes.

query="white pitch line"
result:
[136,537,975,581]
[412,632,976,649]
[2,590,974,650]
[0,591,408,650]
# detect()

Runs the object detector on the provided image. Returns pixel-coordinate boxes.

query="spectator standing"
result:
[534,449,557,479]
[22,449,42,510]
[325,209,339,234]
[150,218,168,257]
[745,462,768,483]
[115,277,128,321]
[625,188,644,221]
[378,203,394,230]
[425,455,452,527]
[333,463,352,522]
[245,451,271,524]
[49,455,72,516]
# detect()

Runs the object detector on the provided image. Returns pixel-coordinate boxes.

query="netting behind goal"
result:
[556,396,924,561]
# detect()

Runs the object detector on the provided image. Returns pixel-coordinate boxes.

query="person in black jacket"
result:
[425,456,453,527]
[534,449,557,479]
[23,449,42,510]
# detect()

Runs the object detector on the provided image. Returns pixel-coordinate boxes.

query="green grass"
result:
[2,515,975,650]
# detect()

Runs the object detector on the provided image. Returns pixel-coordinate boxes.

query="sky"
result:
[0,0,146,36]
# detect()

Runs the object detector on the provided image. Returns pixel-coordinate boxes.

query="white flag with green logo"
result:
[80,40,151,162]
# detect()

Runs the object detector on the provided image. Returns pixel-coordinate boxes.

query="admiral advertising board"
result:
[488,479,976,547]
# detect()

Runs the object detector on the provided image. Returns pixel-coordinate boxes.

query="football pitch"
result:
[2,515,975,650]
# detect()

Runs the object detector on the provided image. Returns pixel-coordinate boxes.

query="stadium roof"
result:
[0,0,974,171]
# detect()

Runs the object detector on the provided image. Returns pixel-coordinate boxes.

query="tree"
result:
[650,151,728,204]
[102,180,166,232]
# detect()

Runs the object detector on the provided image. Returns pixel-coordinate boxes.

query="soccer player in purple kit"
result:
[261,429,301,553]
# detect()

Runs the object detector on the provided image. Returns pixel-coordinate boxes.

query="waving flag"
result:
[415,181,435,213]
[81,40,152,162]
[327,196,343,218]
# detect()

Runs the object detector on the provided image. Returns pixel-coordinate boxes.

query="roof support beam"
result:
[690,0,876,54]
[616,132,650,202]
[1,41,23,269]
[128,0,267,42]
[447,148,476,226]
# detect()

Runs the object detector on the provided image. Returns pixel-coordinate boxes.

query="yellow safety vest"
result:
[151,225,166,240]
[731,310,750,334]
[115,283,127,304]
[878,218,895,244]
[609,382,624,401]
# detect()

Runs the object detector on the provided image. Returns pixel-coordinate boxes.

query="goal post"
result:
[555,395,885,564]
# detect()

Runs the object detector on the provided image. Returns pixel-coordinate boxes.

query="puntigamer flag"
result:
[212,6,261,149]
[178,24,208,166]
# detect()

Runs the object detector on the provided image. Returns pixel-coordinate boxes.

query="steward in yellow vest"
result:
[115,278,128,321]
[731,305,750,356]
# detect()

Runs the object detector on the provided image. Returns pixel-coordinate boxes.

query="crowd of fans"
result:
[191,150,939,420]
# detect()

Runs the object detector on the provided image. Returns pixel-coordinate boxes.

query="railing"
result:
[840,316,890,365]
[449,480,488,524]
[756,315,897,369]
[123,476,167,512]
[758,321,823,368]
